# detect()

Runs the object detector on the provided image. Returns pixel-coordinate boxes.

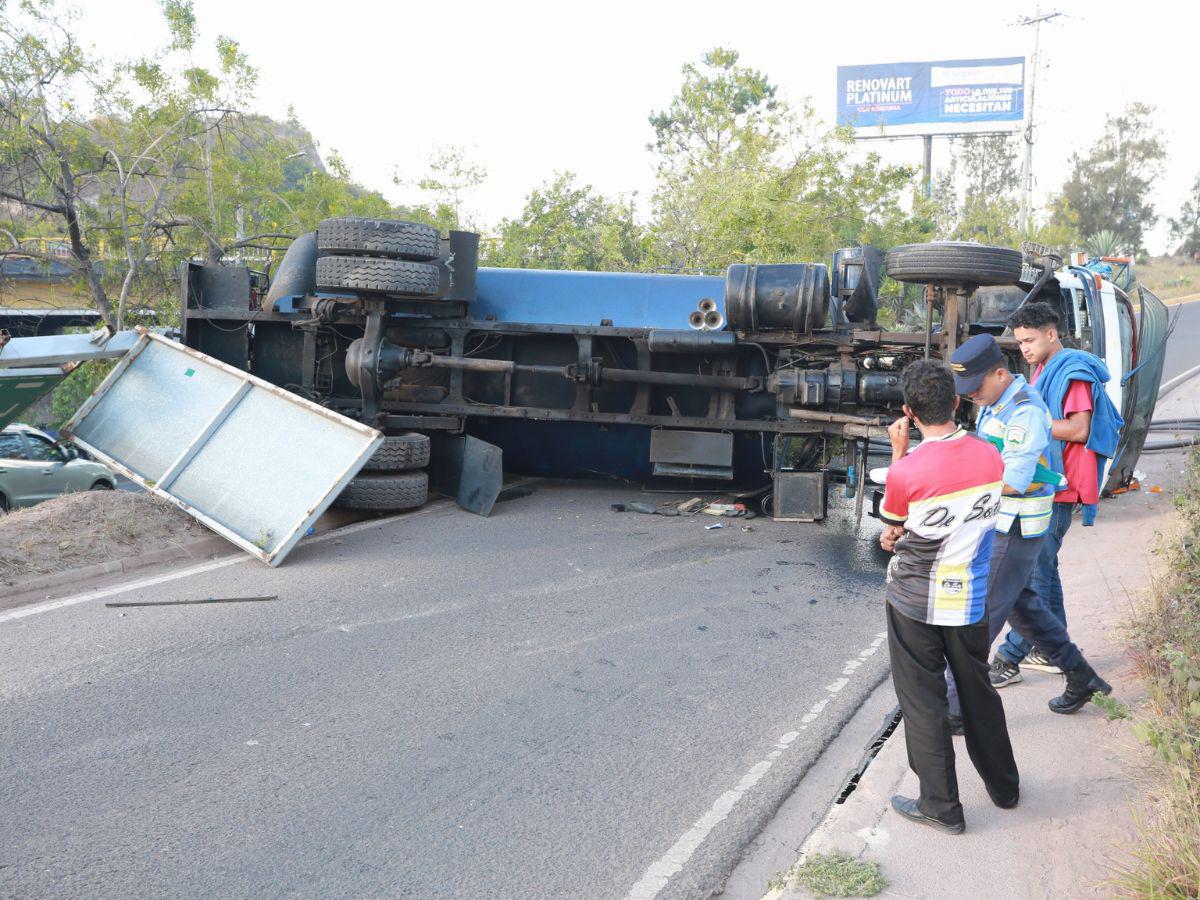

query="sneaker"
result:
[1024,648,1063,674]
[989,657,1023,688]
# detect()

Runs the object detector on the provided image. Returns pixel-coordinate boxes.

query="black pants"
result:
[887,602,1020,824]
[945,520,1085,717]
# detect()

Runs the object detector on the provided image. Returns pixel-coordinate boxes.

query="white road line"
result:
[800,699,829,725]
[0,502,451,625]
[625,636,886,900]
[824,677,850,694]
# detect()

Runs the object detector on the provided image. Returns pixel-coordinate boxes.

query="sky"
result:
[75,0,1199,254]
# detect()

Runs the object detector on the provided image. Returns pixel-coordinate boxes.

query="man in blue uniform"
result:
[944,335,1111,728]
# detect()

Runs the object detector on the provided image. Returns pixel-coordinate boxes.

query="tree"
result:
[486,172,647,271]
[1052,102,1167,254]
[932,135,1021,245]
[645,49,931,273]
[1168,173,1200,257]
[648,47,779,171]
[405,145,486,233]
[0,0,426,329]
[0,0,270,328]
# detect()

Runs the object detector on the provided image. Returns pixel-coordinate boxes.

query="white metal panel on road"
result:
[64,331,381,566]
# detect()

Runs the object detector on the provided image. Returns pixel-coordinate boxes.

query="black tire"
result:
[315,256,441,296]
[317,217,441,261]
[885,242,1025,286]
[0,493,8,515]
[334,471,428,511]
[363,433,431,472]
[89,481,114,491]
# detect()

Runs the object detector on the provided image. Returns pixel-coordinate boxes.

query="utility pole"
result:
[1016,7,1063,231]
[922,135,933,199]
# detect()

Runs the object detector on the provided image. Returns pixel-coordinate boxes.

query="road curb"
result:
[1160,362,1200,399]
[2,534,231,598]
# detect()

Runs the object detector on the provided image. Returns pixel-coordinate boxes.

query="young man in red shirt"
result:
[991,302,1124,683]
[879,360,1018,834]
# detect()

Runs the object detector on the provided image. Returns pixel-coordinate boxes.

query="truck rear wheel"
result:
[316,256,441,296]
[362,433,431,472]
[317,217,441,261]
[334,471,428,511]
[885,242,1025,287]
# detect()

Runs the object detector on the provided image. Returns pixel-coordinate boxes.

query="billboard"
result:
[837,57,1025,137]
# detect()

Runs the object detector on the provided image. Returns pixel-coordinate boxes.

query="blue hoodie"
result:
[1034,348,1124,525]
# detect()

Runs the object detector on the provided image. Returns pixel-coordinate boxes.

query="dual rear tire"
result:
[335,432,431,512]
[314,217,443,297]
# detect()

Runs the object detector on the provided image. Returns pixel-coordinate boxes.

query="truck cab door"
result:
[1103,284,1169,491]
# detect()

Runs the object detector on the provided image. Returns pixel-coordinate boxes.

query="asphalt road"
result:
[1161,297,1200,385]
[2,298,1195,899]
[0,483,892,899]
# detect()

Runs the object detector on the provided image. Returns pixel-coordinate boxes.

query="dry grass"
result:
[1106,450,1200,897]
[1137,256,1200,301]
[0,489,211,584]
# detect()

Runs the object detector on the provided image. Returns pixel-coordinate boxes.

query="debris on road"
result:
[702,503,748,517]
[63,331,381,567]
[705,522,724,530]
[105,595,279,608]
[677,497,706,514]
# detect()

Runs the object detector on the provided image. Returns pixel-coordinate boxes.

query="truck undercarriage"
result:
[179,220,1168,521]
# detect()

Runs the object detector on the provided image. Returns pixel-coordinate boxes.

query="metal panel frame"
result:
[64,331,382,566]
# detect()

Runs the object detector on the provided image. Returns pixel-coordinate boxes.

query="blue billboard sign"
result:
[837,57,1025,136]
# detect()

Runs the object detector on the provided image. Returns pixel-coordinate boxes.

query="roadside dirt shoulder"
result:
[1,490,212,586]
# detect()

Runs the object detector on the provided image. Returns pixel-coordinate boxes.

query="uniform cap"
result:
[949,334,1005,395]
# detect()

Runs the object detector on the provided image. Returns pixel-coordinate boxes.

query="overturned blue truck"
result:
[180,219,1168,521]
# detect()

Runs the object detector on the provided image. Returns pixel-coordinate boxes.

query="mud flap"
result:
[429,434,503,517]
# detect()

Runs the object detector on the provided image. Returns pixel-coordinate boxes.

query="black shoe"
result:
[1049,660,1112,714]
[946,714,964,737]
[890,795,965,834]
[992,790,1019,809]
[989,656,1023,688]
[1024,648,1063,674]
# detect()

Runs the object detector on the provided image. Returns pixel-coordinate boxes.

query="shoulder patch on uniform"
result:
[1005,424,1028,447]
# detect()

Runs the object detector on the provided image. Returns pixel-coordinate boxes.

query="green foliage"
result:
[159,0,197,52]
[932,134,1021,245]
[0,0,434,331]
[776,853,887,898]
[1168,173,1200,257]
[1106,449,1200,896]
[486,171,647,271]
[649,47,779,170]
[1052,102,1167,254]
[1083,229,1124,258]
[408,145,486,233]
[931,134,1078,255]
[49,359,113,430]
[645,49,930,274]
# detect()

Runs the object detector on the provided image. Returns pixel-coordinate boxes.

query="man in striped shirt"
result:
[879,360,1018,833]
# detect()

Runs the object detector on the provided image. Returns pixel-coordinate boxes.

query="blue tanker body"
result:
[473,267,726,330]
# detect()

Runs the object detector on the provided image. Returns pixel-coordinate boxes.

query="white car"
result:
[0,423,117,514]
